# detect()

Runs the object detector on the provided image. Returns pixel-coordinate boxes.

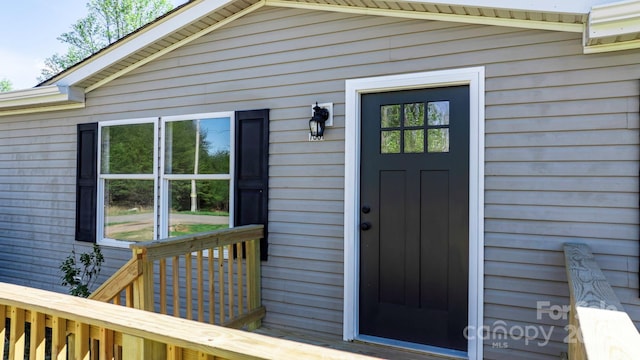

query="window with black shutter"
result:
[75,109,269,259]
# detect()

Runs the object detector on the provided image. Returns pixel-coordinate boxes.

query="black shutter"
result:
[75,123,98,243]
[234,109,269,260]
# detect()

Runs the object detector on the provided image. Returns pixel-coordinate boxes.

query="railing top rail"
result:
[130,224,263,261]
[564,243,623,310]
[563,243,640,359]
[0,282,378,360]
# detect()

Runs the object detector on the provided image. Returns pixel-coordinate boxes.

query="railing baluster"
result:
[52,316,66,360]
[185,252,193,320]
[208,248,215,324]
[9,306,25,360]
[100,328,114,360]
[29,311,46,360]
[218,246,225,323]
[167,344,183,360]
[173,256,180,318]
[91,338,100,360]
[159,258,167,315]
[0,305,5,358]
[227,244,233,319]
[237,242,244,316]
[197,250,204,322]
[126,284,134,308]
[75,321,90,360]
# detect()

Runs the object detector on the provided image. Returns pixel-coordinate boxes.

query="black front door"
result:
[359,86,469,351]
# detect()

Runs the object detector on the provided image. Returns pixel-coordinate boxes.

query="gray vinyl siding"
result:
[0,6,639,359]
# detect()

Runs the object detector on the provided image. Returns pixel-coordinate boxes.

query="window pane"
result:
[427,101,450,126]
[404,103,424,127]
[381,105,401,128]
[104,179,154,242]
[165,118,230,175]
[381,130,401,154]
[101,123,154,174]
[428,128,450,152]
[404,130,424,153]
[168,180,230,237]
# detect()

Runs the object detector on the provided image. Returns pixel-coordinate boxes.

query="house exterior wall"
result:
[0,6,638,359]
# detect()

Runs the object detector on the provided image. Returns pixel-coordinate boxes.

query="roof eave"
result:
[584,0,640,52]
[0,86,85,117]
[45,0,237,88]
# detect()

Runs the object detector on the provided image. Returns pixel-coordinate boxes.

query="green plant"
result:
[59,244,105,297]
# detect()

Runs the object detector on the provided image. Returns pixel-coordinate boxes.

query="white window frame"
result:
[97,112,235,248]
[160,112,235,240]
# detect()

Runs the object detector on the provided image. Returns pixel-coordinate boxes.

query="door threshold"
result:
[355,335,468,359]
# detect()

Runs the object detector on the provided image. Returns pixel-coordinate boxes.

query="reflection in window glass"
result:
[381,130,401,154]
[101,123,154,174]
[427,101,450,126]
[168,180,230,237]
[404,130,424,153]
[428,129,450,153]
[404,103,424,127]
[165,118,230,175]
[381,105,401,128]
[104,179,154,242]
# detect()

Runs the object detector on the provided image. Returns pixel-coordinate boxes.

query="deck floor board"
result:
[253,326,458,359]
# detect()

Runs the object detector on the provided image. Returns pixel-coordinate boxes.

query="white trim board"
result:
[343,67,485,360]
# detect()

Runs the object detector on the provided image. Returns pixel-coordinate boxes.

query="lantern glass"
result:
[309,117,325,137]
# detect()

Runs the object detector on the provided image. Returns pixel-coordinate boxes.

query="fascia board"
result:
[54,0,236,87]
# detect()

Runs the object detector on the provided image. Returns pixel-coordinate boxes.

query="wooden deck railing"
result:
[90,225,264,330]
[563,243,640,360]
[0,282,382,360]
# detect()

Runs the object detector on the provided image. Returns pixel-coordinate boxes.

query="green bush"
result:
[59,244,104,297]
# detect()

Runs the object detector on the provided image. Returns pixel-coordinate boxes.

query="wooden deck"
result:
[255,326,458,360]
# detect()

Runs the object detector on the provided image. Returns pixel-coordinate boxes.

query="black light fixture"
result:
[309,102,330,140]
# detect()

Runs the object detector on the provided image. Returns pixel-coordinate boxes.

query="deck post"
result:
[125,248,166,359]
[246,238,262,331]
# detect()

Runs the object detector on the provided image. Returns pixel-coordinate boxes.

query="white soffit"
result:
[404,0,610,14]
[267,0,586,33]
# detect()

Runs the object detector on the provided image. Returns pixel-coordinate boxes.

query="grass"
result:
[107,227,154,242]
[175,210,229,216]
[107,223,228,240]
[170,224,228,236]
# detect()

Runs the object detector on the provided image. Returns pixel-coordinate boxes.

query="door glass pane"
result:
[168,180,230,237]
[165,118,231,175]
[428,129,449,153]
[427,101,450,126]
[381,130,401,154]
[404,130,424,153]
[101,123,154,174]
[104,179,154,242]
[404,103,424,126]
[381,105,401,128]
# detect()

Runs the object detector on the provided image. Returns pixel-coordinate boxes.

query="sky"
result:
[0,0,188,91]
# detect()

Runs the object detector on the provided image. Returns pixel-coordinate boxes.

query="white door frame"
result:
[343,67,485,360]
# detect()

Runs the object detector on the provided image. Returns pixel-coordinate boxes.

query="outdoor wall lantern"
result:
[309,102,332,141]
